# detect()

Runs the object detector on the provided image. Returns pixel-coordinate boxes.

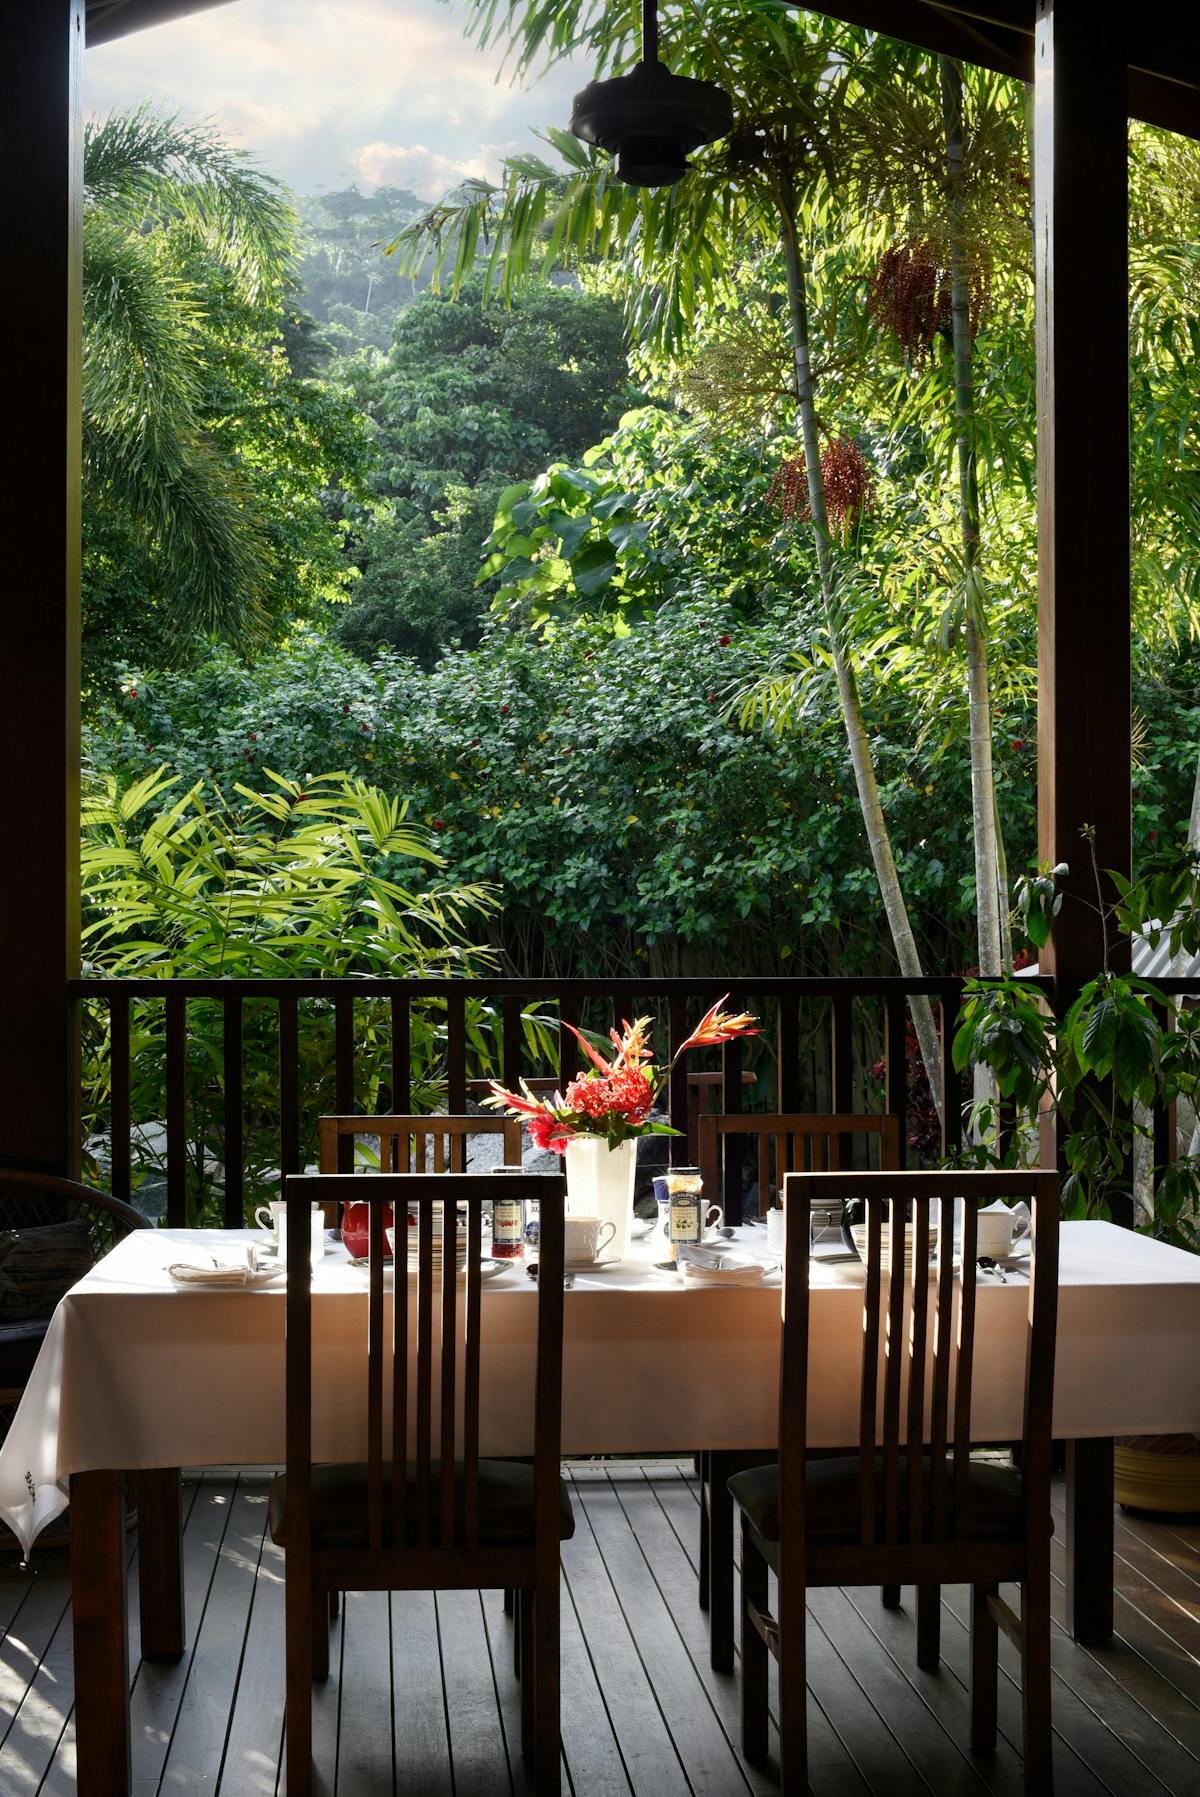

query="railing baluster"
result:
[885,995,909,1169]
[391,995,410,1114]
[557,997,580,1094]
[278,995,300,1187]
[165,992,187,1227]
[223,996,243,1228]
[721,1034,744,1224]
[777,993,801,1111]
[668,996,689,1162]
[502,994,522,1099]
[109,995,130,1205]
[446,991,466,1113]
[940,984,964,1157]
[335,995,354,1173]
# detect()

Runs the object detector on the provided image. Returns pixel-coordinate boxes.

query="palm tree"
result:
[394,2,948,1117]
[84,106,293,649]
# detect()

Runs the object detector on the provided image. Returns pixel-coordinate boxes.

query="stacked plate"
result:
[389,1204,468,1274]
[850,1221,940,1276]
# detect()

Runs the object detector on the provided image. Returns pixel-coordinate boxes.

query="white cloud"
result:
[85,0,592,195]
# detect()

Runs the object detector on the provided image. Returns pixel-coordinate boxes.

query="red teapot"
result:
[340,1199,394,1261]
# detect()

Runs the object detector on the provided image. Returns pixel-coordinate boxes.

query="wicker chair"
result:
[0,1169,149,1444]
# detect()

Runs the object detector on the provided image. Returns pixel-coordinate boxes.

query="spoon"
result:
[977,1256,1007,1282]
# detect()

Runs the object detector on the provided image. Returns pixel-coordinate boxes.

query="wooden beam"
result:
[0,1,82,1177]
[1034,1,1133,1230]
[85,0,234,48]
[804,4,1200,140]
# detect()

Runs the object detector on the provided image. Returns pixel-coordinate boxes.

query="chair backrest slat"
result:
[318,1114,523,1180]
[463,1201,484,1548]
[284,1171,565,1564]
[952,1199,979,1537]
[881,1199,907,1541]
[698,1112,901,1223]
[783,1169,1060,1550]
[367,1201,385,1550]
[929,1193,956,1536]
[416,1198,434,1546]
[858,1198,883,1542]
[439,1200,458,1546]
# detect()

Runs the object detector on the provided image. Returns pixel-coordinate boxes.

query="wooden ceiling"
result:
[83,0,1200,138]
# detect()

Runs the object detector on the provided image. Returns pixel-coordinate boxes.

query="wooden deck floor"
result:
[1,1463,1197,1794]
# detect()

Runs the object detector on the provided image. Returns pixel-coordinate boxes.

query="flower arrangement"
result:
[485,997,759,1152]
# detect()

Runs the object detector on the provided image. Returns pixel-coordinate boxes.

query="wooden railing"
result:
[70,976,973,1227]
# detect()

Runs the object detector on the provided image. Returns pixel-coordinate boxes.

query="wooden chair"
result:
[315,1113,523,1224]
[0,1169,148,1447]
[731,1169,1059,1791]
[275,1171,569,1796]
[694,1113,901,1671]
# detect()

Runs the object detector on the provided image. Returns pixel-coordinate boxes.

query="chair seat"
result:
[729,1453,1044,1548]
[268,1458,575,1550]
[0,1319,50,1389]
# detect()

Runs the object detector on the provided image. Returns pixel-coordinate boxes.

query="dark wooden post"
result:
[0,0,83,1177]
[1034,0,1130,1648]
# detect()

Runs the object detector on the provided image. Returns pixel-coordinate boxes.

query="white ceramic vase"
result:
[563,1135,637,1262]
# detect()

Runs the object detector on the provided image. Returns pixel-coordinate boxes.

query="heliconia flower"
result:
[676,995,760,1055]
[529,1111,573,1153]
[562,1022,614,1076]
[484,1080,553,1119]
[608,1015,653,1070]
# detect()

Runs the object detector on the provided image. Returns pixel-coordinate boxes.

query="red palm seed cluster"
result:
[868,238,989,360]
[768,437,874,536]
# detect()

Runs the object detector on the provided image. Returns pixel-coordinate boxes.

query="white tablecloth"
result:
[1,1220,1197,1555]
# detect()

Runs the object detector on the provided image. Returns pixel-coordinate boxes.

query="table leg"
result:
[708,1450,736,1672]
[136,1468,185,1659]
[1065,1438,1114,1644]
[71,1469,131,1796]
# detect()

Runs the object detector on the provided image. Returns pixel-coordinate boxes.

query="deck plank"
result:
[2,1465,1198,1796]
[391,1589,453,1797]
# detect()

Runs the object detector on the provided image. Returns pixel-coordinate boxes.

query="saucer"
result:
[564,1256,623,1273]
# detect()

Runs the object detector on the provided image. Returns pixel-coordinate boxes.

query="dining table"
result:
[0,1216,1197,1794]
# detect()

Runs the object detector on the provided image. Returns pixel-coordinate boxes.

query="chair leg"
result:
[311,1591,330,1683]
[1021,1564,1054,1792]
[533,1566,562,1796]
[284,1572,314,1796]
[777,1574,807,1793]
[503,1587,515,1616]
[698,1451,711,1612]
[916,1583,941,1671]
[328,1589,339,1622]
[708,1451,735,1671]
[519,1589,536,1760]
[881,1583,902,1607]
[739,1516,770,1764]
[970,1582,999,1754]
[513,1583,523,1678]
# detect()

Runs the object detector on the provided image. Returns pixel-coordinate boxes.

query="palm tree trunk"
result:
[940,56,1004,983]
[780,209,945,1128]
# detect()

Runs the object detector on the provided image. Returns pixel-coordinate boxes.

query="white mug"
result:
[277,1208,325,1265]
[564,1215,617,1264]
[975,1202,1032,1259]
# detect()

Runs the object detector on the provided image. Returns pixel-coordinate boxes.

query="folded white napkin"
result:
[677,1244,768,1286]
[167,1244,259,1287]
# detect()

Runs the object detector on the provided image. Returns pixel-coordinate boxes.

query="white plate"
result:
[168,1265,287,1289]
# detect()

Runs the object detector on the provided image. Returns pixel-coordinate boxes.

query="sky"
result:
[84,0,594,200]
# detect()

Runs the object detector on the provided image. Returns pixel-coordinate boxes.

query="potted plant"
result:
[953,830,1200,1509]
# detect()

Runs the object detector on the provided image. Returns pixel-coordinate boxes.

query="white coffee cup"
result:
[255,1199,322,1241]
[564,1215,617,1263]
[975,1200,1031,1259]
[766,1206,786,1258]
[277,1208,325,1265]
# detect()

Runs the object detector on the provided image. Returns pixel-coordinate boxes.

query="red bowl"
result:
[340,1198,394,1260]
